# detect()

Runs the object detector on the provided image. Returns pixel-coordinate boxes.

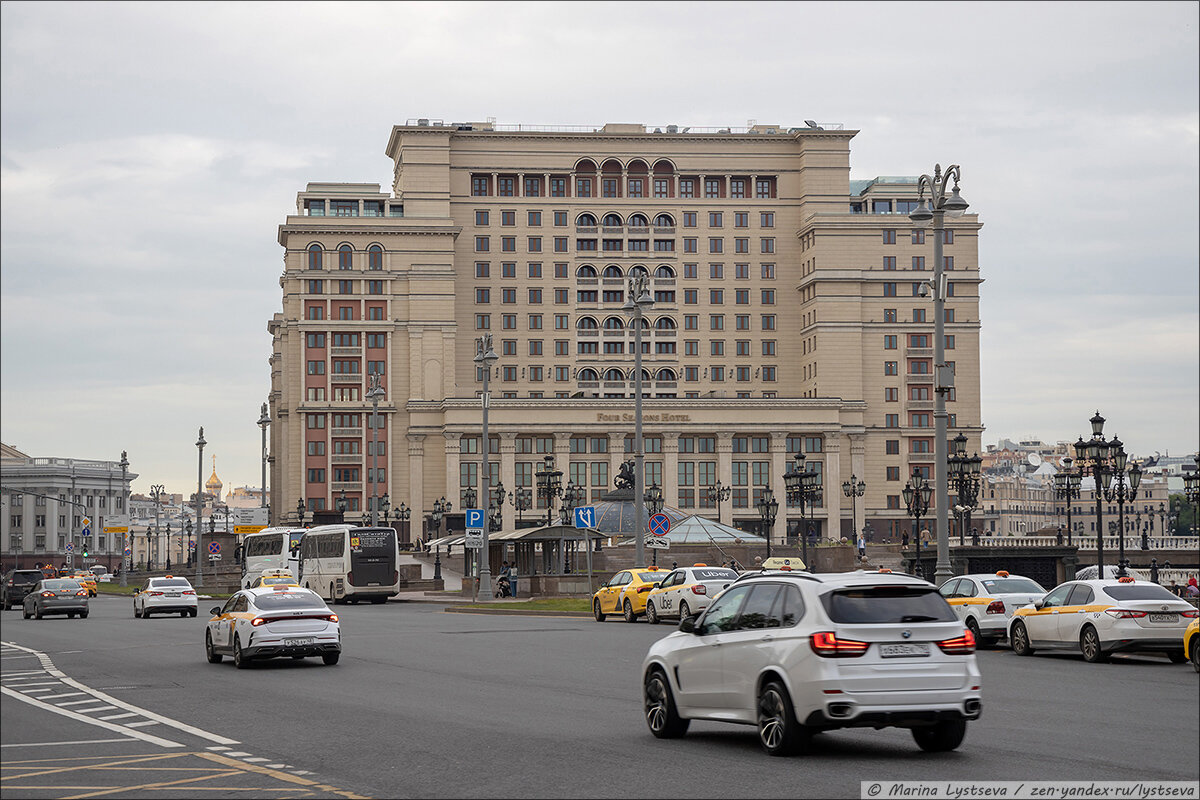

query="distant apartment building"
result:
[268,119,984,547]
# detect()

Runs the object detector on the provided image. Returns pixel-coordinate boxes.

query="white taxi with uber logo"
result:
[1008,576,1197,663]
[205,586,341,669]
[645,564,739,624]
[938,571,1045,647]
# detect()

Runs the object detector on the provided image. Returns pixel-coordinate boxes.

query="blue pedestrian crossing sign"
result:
[573,506,595,529]
[465,509,485,531]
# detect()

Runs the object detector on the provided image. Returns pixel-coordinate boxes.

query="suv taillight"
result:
[937,630,976,654]
[985,600,1005,615]
[690,585,707,595]
[810,631,869,658]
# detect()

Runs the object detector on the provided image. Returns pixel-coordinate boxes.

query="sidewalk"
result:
[392,551,463,603]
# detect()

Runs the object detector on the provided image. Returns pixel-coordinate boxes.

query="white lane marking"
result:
[0,654,40,659]
[265,764,286,768]
[1,738,135,748]
[224,751,252,757]
[57,650,83,654]
[125,721,159,728]
[206,746,231,750]
[0,687,181,748]
[2,641,240,747]
[58,699,105,707]
[242,757,270,762]
[74,705,119,713]
[36,692,87,699]
[2,670,51,676]
[20,688,58,694]
[99,712,139,720]
[14,682,66,688]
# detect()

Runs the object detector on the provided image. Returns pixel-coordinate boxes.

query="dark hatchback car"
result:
[3,569,47,610]
[22,579,89,619]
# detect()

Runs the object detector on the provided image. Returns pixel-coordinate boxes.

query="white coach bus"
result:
[240,527,307,588]
[299,525,400,604]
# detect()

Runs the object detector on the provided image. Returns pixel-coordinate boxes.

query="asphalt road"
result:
[2,594,1197,799]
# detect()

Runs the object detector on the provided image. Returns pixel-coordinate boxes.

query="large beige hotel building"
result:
[268,119,982,545]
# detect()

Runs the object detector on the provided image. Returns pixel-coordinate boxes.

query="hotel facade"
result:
[268,120,983,546]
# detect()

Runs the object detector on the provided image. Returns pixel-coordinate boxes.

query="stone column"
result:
[499,433,517,512]
[849,434,867,537]
[662,431,681,509]
[443,431,460,509]
[407,434,425,538]
[716,431,734,526]
[824,435,843,541]
[769,431,788,545]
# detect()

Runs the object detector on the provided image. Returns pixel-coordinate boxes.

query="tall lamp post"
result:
[296,498,306,527]
[902,469,933,578]
[164,522,172,571]
[474,334,498,601]
[512,487,532,527]
[490,482,506,533]
[841,473,866,544]
[644,484,664,566]
[1053,457,1082,546]
[756,488,779,560]
[336,490,349,522]
[184,519,192,568]
[909,163,969,584]
[623,272,654,570]
[195,427,205,587]
[366,372,385,526]
[393,503,410,546]
[378,492,390,530]
[1074,411,1118,576]
[947,433,982,545]
[258,403,271,520]
[704,481,731,525]
[535,455,562,528]
[431,497,450,581]
[784,451,821,570]
[1185,455,1200,536]
[1102,443,1141,578]
[119,451,129,586]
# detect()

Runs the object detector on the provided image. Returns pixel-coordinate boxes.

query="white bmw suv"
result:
[642,571,982,756]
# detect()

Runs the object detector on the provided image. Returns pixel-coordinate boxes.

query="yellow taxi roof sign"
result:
[761,556,807,570]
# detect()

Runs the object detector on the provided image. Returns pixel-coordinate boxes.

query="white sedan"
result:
[1008,577,1197,663]
[133,576,198,618]
[645,565,739,623]
[205,586,341,669]
[938,571,1045,646]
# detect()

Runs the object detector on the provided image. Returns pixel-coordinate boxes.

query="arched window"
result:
[632,317,650,330]
[654,265,675,279]
[602,213,623,227]
[307,244,323,270]
[576,264,598,278]
[653,213,675,227]
[604,368,625,382]
[654,317,677,330]
[577,316,599,330]
[368,244,383,271]
[577,213,597,226]
[656,368,677,381]
[631,368,652,382]
[628,213,649,227]
[578,368,599,382]
[602,265,623,278]
[603,317,624,330]
[629,264,649,278]
[338,244,353,270]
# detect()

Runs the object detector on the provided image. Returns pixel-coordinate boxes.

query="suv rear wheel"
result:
[757,680,807,756]
[912,719,967,752]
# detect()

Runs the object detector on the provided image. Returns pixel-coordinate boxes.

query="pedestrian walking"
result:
[857,533,866,558]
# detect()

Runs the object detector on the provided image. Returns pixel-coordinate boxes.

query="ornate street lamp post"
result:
[784,451,821,570]
[644,484,664,566]
[258,403,271,520]
[1074,411,1117,576]
[1053,457,1082,547]
[535,455,562,528]
[1185,455,1200,536]
[622,272,654,569]
[841,473,866,545]
[902,469,933,579]
[756,488,779,560]
[195,427,205,587]
[119,451,129,586]
[378,492,390,529]
[1101,442,1141,578]
[393,503,410,547]
[366,372,385,526]
[511,487,533,527]
[431,497,451,582]
[184,519,192,568]
[296,498,306,527]
[474,335,499,601]
[909,163,969,584]
[490,481,506,533]
[462,487,478,513]
[947,433,982,545]
[704,480,731,525]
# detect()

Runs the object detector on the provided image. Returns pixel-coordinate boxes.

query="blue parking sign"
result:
[465,509,485,530]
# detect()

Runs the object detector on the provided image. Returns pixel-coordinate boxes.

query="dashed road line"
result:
[74,706,119,714]
[1,739,136,749]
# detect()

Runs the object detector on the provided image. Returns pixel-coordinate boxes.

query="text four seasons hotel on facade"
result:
[269,119,982,545]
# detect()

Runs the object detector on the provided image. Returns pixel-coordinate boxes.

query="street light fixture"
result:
[184,519,192,568]
[841,473,866,546]
[947,433,982,545]
[1103,442,1141,578]
[909,163,969,585]
[902,469,934,579]
[1184,454,1200,536]
[366,372,385,526]
[336,490,349,520]
[393,502,410,546]
[1073,412,1140,576]
[622,271,654,570]
[296,498,306,527]
[644,484,665,566]
[755,487,779,560]
[195,427,205,588]
[704,480,731,525]
[463,487,478,511]
[1053,457,1082,547]
[535,455,562,528]
[784,451,821,570]
[431,497,451,582]
[474,334,499,601]
[258,402,271,519]
[378,492,390,527]
[119,451,129,587]
[511,487,533,527]
[491,481,506,533]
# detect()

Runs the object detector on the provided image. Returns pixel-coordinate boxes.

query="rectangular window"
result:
[628,239,648,251]
[575,178,593,197]
[338,280,353,294]
[913,308,927,323]
[306,414,326,429]
[555,340,569,355]
[551,179,566,198]
[684,315,698,330]
[501,288,517,304]
[884,335,898,349]
[734,212,748,228]
[367,280,383,294]
[367,306,384,320]
[527,237,542,252]
[476,314,490,329]
[501,236,516,252]
[886,466,900,481]
[653,178,670,198]
[885,387,898,402]
[884,308,897,323]
[883,256,897,271]
[367,360,385,375]
[524,178,541,198]
[735,237,749,253]
[941,230,955,244]
[306,388,326,401]
[554,288,569,304]
[307,280,323,294]
[710,315,724,330]
[761,263,775,279]
[654,239,675,252]
[761,289,775,305]
[761,238,775,254]
[762,340,776,356]
[476,288,490,304]
[528,288,542,304]
[307,306,324,320]
[475,261,490,278]
[735,314,750,330]
[502,314,517,329]
[472,176,489,196]
[554,237,568,252]
[705,179,721,198]
[885,414,899,428]
[602,178,619,198]
[912,229,925,244]
[475,236,489,252]
[498,177,514,197]
[307,469,326,483]
[306,199,325,216]
[307,360,325,375]
[710,289,724,304]
[708,239,722,254]
[555,314,570,330]
[908,334,929,347]
[945,334,955,349]
[527,262,542,279]
[761,315,776,330]
[682,211,697,227]
[884,361,898,375]
[883,283,897,297]
[680,179,696,198]
[683,238,698,253]
[554,262,568,278]
[708,211,723,228]
[760,212,774,228]
[912,256,925,270]
[944,308,955,323]
[730,179,746,198]
[883,230,896,244]
[307,441,325,456]
[576,239,597,251]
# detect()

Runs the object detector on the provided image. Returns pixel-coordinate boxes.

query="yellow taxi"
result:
[593,567,667,623]
[71,571,98,597]
[248,569,300,589]
[1185,619,1199,673]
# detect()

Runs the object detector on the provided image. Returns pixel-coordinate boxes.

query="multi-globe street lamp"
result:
[149,484,164,571]
[119,451,129,586]
[909,163,969,584]
[184,519,193,568]
[378,492,390,529]
[841,473,866,547]
[704,480,731,525]
[535,455,563,528]
[258,402,271,519]
[1073,411,1140,576]
[393,502,410,546]
[947,433,982,545]
[622,272,654,570]
[1185,455,1200,536]
[784,451,821,570]
[902,469,933,579]
[756,488,779,560]
[296,498,306,527]
[195,427,205,587]
[490,481,506,533]
[1053,457,1082,547]
[645,484,665,566]
[366,372,385,526]
[511,487,533,527]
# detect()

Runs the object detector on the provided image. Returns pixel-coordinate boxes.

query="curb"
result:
[443,606,592,617]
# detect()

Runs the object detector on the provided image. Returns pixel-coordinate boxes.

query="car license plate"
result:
[1149,613,1177,623]
[166,593,181,598]
[284,637,315,647]
[880,642,930,658]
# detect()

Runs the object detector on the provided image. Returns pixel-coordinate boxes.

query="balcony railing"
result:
[331,454,362,464]
[331,346,362,356]
[575,226,597,234]
[331,427,363,437]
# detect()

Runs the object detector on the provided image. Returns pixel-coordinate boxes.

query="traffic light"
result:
[82,547,89,558]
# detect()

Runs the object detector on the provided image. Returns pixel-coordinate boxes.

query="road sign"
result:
[573,506,595,529]
[232,508,269,526]
[65,543,74,552]
[82,517,91,529]
[208,542,221,555]
[465,509,485,530]
[234,525,267,535]
[648,513,671,537]
[82,526,91,537]
[464,531,483,549]
[644,536,670,549]
[209,553,222,561]
[124,547,131,555]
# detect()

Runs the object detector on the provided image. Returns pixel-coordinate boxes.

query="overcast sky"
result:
[2,1,1197,498]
